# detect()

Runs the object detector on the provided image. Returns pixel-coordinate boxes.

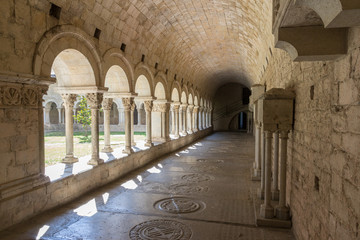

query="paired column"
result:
[86,93,104,166]
[187,105,194,134]
[180,104,188,135]
[44,107,51,124]
[101,98,113,153]
[61,94,78,163]
[253,124,261,179]
[144,100,153,147]
[171,106,175,135]
[130,102,136,146]
[160,103,170,142]
[122,97,134,154]
[260,131,274,218]
[258,127,265,199]
[173,104,180,138]
[276,131,290,220]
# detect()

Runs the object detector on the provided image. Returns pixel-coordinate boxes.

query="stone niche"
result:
[258,88,295,131]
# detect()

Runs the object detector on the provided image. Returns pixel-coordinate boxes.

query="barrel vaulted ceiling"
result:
[62,0,274,95]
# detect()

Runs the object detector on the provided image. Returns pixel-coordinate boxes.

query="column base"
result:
[131,142,136,146]
[87,158,104,166]
[260,204,274,219]
[62,156,79,164]
[122,147,134,155]
[272,190,280,201]
[187,130,193,134]
[257,188,264,199]
[251,168,261,181]
[276,206,290,220]
[101,146,113,153]
[145,142,154,147]
[174,134,180,139]
[181,131,187,136]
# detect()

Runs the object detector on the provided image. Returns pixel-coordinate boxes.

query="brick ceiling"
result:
[82,0,273,94]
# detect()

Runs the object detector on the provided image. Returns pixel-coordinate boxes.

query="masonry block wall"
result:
[263,27,360,240]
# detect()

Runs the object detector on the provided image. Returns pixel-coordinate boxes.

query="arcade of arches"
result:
[0,1,359,239]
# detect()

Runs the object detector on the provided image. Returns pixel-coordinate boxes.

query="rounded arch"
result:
[135,75,152,97]
[154,82,166,100]
[188,93,194,105]
[134,63,154,96]
[171,88,180,102]
[181,91,187,104]
[104,65,130,93]
[33,25,102,86]
[102,48,134,92]
[275,41,299,61]
[52,49,96,87]
[200,97,204,107]
[194,96,199,106]
[45,100,58,109]
[154,71,169,100]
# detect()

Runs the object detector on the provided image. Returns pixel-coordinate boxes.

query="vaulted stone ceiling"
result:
[75,0,273,95]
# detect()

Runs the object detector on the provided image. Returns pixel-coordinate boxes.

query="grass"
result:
[44,131,146,167]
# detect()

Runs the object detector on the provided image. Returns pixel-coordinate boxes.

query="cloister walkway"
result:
[0,132,294,240]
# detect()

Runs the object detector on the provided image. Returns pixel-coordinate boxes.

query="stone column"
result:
[137,106,142,126]
[199,108,203,130]
[171,106,175,135]
[260,131,274,219]
[181,104,188,135]
[118,107,124,127]
[86,93,104,166]
[276,130,290,220]
[57,107,62,124]
[101,98,113,153]
[162,103,170,141]
[272,131,280,200]
[253,124,261,179]
[193,106,199,132]
[122,97,134,154]
[173,104,180,138]
[44,107,51,124]
[258,127,265,199]
[203,109,207,128]
[130,102,136,146]
[188,105,194,134]
[209,108,212,127]
[144,100,153,147]
[61,94,78,163]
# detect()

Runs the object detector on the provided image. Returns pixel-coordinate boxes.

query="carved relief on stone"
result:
[144,100,153,112]
[22,88,38,106]
[187,105,194,113]
[122,97,134,111]
[193,106,199,114]
[172,104,180,113]
[2,86,22,105]
[61,94,77,109]
[102,98,113,111]
[153,103,169,113]
[130,102,136,112]
[86,93,103,109]
[180,104,187,112]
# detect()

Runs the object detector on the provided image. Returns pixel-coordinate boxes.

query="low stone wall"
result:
[0,128,212,231]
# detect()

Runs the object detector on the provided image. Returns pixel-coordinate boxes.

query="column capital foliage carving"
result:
[172,104,180,112]
[153,103,169,112]
[122,97,134,111]
[102,98,113,111]
[0,82,47,108]
[61,93,78,109]
[144,100,153,112]
[130,102,136,111]
[193,106,199,113]
[86,93,103,109]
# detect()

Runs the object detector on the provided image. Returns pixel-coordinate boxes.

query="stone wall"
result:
[262,27,360,240]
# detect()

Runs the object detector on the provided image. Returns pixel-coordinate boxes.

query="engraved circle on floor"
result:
[189,165,219,172]
[129,219,192,240]
[168,183,209,194]
[154,197,206,214]
[181,173,214,182]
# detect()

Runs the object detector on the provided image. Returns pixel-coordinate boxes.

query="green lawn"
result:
[45,131,146,167]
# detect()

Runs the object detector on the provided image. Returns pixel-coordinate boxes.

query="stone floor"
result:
[0,132,294,240]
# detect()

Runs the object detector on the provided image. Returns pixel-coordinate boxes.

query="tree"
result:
[74,96,91,139]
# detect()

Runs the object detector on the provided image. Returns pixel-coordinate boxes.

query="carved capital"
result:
[144,100,153,112]
[61,94,78,109]
[102,98,113,111]
[193,106,199,113]
[172,104,180,112]
[122,97,134,111]
[180,104,188,112]
[86,93,103,109]
[130,102,136,112]
[153,103,169,112]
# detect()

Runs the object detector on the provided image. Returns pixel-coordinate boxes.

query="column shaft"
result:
[61,94,78,163]
[101,98,113,153]
[131,103,135,146]
[122,98,134,154]
[87,93,104,166]
[272,131,280,200]
[174,106,180,137]
[144,101,153,147]
[260,131,274,219]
